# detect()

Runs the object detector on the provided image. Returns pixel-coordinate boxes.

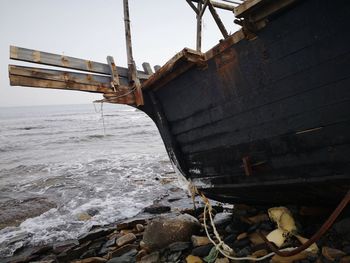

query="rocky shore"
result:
[2,186,349,263]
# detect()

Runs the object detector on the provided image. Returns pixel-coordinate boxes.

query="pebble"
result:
[214,258,230,263]
[144,204,171,214]
[248,232,265,246]
[79,229,113,244]
[116,219,146,231]
[78,212,92,221]
[106,249,137,263]
[167,241,191,252]
[252,249,268,257]
[341,256,350,263]
[247,213,269,224]
[186,255,203,263]
[108,244,138,259]
[116,233,136,247]
[223,233,237,244]
[322,246,346,261]
[191,244,214,257]
[53,240,79,254]
[236,232,248,240]
[213,212,232,227]
[136,249,148,261]
[191,235,211,247]
[233,237,250,249]
[73,257,107,263]
[136,224,145,232]
[139,251,160,263]
[271,252,309,263]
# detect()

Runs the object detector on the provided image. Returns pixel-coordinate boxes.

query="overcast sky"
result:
[0,0,239,107]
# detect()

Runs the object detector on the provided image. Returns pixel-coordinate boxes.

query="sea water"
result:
[0,103,173,257]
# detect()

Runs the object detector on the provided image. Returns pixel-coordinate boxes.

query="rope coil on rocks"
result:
[192,185,350,261]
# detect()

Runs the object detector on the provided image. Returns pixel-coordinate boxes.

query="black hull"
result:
[140,0,350,205]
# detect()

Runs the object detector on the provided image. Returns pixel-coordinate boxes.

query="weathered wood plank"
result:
[106,56,120,87]
[9,65,126,87]
[10,46,149,80]
[10,75,114,94]
[142,62,154,75]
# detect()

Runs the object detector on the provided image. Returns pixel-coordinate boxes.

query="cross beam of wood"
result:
[9,46,150,106]
[10,46,149,80]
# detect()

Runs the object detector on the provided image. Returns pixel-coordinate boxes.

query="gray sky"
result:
[0,0,239,107]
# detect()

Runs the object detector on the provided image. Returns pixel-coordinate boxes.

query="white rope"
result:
[93,101,106,136]
[202,198,297,261]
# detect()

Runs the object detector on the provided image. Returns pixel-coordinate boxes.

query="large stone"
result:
[142,214,201,250]
[116,233,136,247]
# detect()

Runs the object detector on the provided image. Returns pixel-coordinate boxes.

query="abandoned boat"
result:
[8,0,350,205]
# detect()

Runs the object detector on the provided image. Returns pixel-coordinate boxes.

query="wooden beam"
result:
[234,0,263,17]
[123,0,144,106]
[106,56,120,88]
[142,62,154,75]
[186,0,199,14]
[10,75,114,94]
[9,65,116,93]
[192,0,235,11]
[208,0,229,38]
[196,0,203,52]
[10,46,149,80]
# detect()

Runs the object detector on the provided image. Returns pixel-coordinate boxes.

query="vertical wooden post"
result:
[123,0,144,105]
[196,0,202,52]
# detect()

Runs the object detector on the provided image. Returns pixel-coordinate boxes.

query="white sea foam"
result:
[0,104,173,258]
